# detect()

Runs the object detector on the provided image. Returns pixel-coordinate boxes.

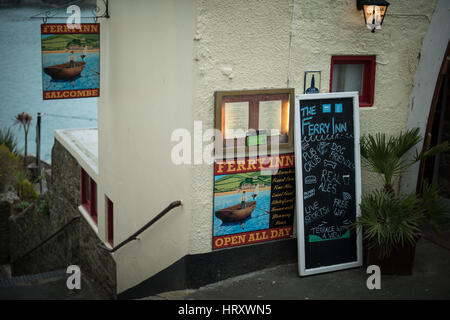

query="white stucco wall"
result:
[189,0,438,255]
[97,0,195,294]
[400,0,450,195]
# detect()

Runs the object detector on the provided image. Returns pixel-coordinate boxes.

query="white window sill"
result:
[78,205,99,234]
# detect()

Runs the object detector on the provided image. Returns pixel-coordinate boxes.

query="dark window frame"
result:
[106,196,114,247]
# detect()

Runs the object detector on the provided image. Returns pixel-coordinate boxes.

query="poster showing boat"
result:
[41,23,100,100]
[213,153,296,250]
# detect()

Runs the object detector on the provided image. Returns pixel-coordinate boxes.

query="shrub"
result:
[16,178,38,202]
[421,181,449,234]
[360,128,449,192]
[37,199,49,216]
[357,190,424,258]
[0,144,21,192]
[15,201,30,212]
[0,127,19,155]
[355,128,450,260]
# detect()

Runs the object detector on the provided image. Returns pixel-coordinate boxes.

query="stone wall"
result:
[8,191,80,276]
[9,196,55,267]
[49,139,81,228]
[78,217,117,299]
[8,139,117,299]
[10,208,80,277]
[0,192,19,264]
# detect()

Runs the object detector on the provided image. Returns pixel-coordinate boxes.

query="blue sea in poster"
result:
[42,52,100,91]
[213,189,271,237]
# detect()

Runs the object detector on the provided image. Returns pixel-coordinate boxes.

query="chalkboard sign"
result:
[294,92,362,276]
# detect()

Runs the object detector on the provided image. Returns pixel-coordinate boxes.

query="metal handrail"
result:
[12,215,81,264]
[98,200,182,253]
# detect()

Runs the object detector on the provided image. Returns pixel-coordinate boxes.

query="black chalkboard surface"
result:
[294,92,362,276]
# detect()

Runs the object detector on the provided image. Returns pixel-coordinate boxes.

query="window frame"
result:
[330,55,376,107]
[81,168,98,224]
[106,196,114,247]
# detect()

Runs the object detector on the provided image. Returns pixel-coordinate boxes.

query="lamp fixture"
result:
[356,0,390,33]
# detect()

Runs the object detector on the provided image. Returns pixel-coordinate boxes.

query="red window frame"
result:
[81,168,97,224]
[106,197,114,247]
[81,168,88,204]
[330,55,376,107]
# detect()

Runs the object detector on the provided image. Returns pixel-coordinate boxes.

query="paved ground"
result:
[148,237,450,300]
[0,268,109,300]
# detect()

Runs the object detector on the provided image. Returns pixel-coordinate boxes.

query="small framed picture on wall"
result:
[304,71,321,94]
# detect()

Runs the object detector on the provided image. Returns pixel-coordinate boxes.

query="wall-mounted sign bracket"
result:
[30,0,110,23]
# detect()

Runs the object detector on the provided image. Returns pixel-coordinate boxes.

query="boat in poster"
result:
[44,61,86,81]
[215,201,257,223]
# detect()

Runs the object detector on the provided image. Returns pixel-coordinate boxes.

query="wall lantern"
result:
[356,0,390,33]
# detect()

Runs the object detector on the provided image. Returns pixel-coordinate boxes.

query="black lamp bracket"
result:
[356,0,390,11]
[356,0,364,10]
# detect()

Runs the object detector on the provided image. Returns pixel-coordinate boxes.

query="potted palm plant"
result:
[355,128,449,274]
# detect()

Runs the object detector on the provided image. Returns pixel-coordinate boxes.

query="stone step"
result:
[0,269,66,287]
[0,264,11,280]
[0,269,110,300]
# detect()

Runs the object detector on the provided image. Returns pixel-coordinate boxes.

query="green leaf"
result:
[354,189,424,258]
[416,141,450,162]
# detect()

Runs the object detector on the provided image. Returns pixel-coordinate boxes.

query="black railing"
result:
[98,200,182,253]
[12,215,81,264]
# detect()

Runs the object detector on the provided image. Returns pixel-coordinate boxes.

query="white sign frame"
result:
[294,92,363,276]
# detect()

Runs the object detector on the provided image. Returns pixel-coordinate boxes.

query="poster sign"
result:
[294,92,362,276]
[213,153,295,250]
[41,23,100,100]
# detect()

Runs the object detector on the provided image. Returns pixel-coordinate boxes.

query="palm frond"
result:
[354,189,424,258]
[392,128,421,158]
[360,128,437,189]
[420,180,450,234]
[415,140,450,162]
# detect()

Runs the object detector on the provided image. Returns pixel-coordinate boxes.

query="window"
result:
[106,197,114,247]
[81,168,97,224]
[330,56,376,107]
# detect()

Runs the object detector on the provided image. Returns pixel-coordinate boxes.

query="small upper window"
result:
[330,56,376,107]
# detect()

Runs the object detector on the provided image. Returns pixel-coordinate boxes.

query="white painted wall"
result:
[400,0,450,194]
[97,0,195,294]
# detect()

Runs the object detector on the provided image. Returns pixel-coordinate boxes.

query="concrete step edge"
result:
[0,269,67,288]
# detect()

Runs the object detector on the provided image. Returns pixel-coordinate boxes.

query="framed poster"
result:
[213,153,295,250]
[294,92,362,276]
[215,89,295,153]
[304,71,321,94]
[41,23,100,100]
